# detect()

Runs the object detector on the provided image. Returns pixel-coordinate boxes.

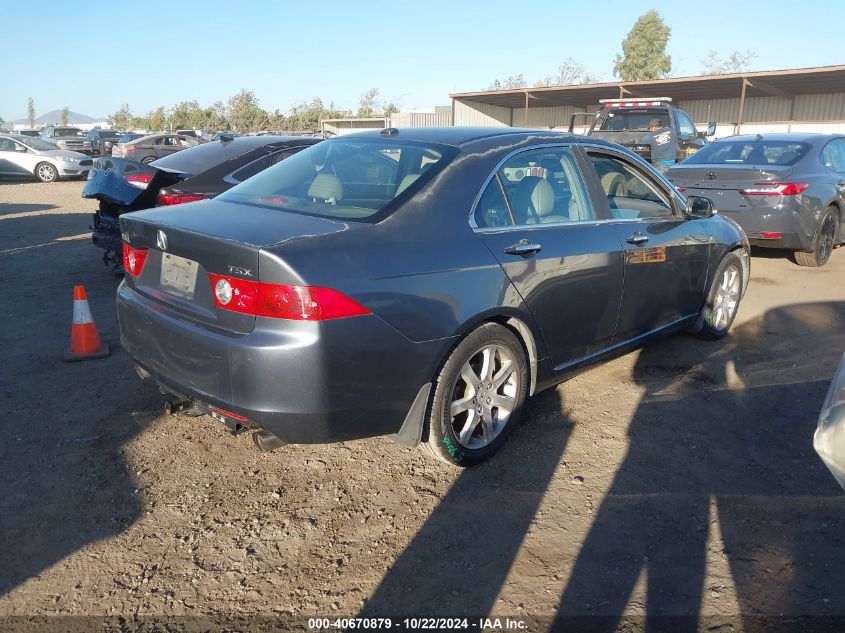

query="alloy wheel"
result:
[818,214,836,265]
[37,164,56,182]
[449,344,520,450]
[711,265,741,331]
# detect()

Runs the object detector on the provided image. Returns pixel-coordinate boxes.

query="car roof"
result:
[200,134,318,150]
[331,126,612,148]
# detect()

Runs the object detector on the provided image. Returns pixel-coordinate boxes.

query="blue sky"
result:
[0,0,836,122]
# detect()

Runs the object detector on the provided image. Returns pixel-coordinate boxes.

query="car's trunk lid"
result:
[82,156,187,213]
[667,164,795,212]
[120,199,357,334]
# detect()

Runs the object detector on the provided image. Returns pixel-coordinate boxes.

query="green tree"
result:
[27,97,36,128]
[613,11,672,81]
[60,107,70,126]
[357,88,380,117]
[487,74,527,90]
[109,104,133,131]
[148,106,167,132]
[228,89,265,132]
[701,49,756,75]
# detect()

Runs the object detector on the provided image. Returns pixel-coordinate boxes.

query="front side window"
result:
[588,153,674,220]
[219,138,457,221]
[474,147,594,229]
[675,111,696,140]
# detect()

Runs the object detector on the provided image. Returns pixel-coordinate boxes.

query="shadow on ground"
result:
[360,301,845,629]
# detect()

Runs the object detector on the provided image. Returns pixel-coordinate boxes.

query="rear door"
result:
[0,137,31,176]
[581,147,710,342]
[472,145,624,367]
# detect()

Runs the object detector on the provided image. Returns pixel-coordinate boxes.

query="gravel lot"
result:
[1,179,844,631]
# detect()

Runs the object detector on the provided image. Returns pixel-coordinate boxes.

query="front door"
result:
[582,148,710,343]
[472,145,624,368]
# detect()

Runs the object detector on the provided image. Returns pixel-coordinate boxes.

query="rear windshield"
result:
[684,140,810,166]
[119,133,141,143]
[98,131,121,140]
[218,138,458,221]
[599,110,669,132]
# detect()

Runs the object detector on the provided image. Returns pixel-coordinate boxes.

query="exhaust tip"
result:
[252,429,286,452]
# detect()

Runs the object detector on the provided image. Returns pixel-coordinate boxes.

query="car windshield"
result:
[53,128,84,137]
[98,131,121,140]
[16,136,59,151]
[152,138,287,175]
[219,138,458,221]
[599,110,670,132]
[684,140,811,166]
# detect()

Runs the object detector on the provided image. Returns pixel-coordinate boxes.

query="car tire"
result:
[141,156,156,164]
[34,162,58,183]
[697,251,744,340]
[423,322,528,467]
[795,207,839,267]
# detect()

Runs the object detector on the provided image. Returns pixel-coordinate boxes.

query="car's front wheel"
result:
[795,207,839,267]
[698,252,744,340]
[35,162,58,183]
[424,322,528,467]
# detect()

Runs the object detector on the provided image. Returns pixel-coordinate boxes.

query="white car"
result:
[0,134,92,182]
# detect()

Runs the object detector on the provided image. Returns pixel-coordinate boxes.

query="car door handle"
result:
[626,232,649,245]
[503,240,542,256]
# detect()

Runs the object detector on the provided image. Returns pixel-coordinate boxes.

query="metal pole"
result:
[736,78,748,135]
[524,91,529,127]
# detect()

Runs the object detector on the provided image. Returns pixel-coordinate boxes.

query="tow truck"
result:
[569,97,716,164]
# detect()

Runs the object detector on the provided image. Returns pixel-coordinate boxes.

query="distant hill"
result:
[10,110,106,126]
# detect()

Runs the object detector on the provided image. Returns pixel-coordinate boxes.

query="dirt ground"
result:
[1,179,844,632]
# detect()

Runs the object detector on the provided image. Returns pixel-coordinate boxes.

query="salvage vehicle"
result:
[0,133,92,182]
[570,98,715,167]
[668,133,845,267]
[40,125,93,155]
[111,133,198,163]
[117,127,750,466]
[85,135,320,272]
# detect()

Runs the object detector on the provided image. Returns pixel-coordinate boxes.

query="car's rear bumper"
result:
[116,280,448,444]
[719,208,812,251]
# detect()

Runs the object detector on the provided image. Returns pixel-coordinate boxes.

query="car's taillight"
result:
[207,274,371,320]
[156,191,207,205]
[124,145,135,153]
[123,243,149,277]
[739,182,809,196]
[125,173,153,189]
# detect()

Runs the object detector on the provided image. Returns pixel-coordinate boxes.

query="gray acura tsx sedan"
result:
[117,127,750,466]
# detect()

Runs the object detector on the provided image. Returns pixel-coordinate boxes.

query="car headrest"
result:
[512,176,554,221]
[307,173,343,203]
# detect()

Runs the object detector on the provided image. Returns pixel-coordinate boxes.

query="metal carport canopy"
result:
[449,65,845,109]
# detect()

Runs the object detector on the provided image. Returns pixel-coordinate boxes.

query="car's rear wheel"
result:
[423,323,528,467]
[141,156,156,164]
[698,252,743,340]
[795,207,839,267]
[35,162,58,183]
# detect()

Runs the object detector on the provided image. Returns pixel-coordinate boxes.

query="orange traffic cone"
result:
[64,285,110,362]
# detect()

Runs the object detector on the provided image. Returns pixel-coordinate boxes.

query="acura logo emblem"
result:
[156,230,168,251]
[705,171,717,180]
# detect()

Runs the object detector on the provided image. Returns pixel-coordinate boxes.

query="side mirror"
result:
[14,144,27,153]
[686,195,716,219]
[706,122,717,136]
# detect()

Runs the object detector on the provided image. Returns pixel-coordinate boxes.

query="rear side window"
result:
[821,139,845,173]
[219,139,458,221]
[474,147,594,228]
[685,140,810,166]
